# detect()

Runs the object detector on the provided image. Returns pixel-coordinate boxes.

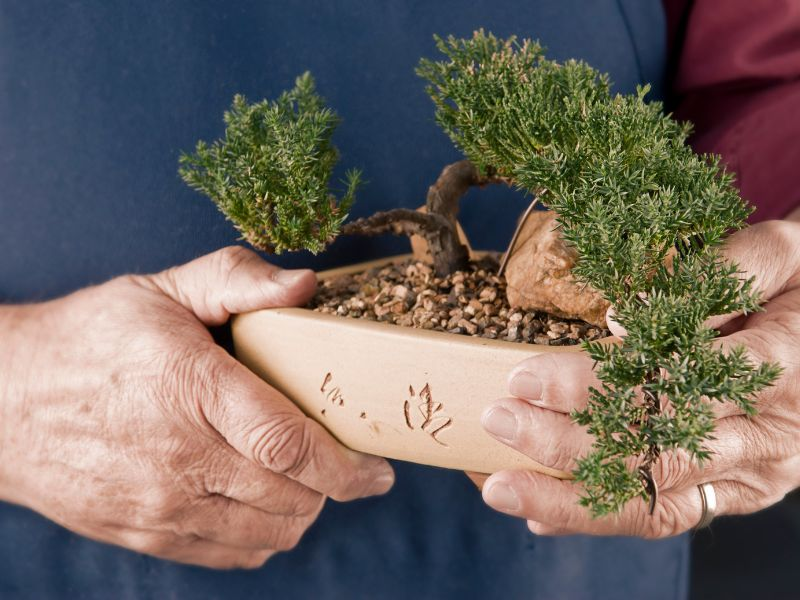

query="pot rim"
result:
[257,253,609,352]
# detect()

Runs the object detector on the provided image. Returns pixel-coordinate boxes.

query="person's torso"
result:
[0,2,687,599]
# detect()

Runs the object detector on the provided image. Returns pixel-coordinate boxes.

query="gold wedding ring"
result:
[696,482,717,529]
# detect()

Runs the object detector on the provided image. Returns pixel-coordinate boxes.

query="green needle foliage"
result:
[179,72,360,254]
[180,30,780,516]
[418,30,781,515]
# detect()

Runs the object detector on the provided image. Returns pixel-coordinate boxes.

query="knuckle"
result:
[215,552,259,570]
[106,274,164,308]
[516,408,579,471]
[771,454,800,490]
[726,479,783,514]
[547,498,579,530]
[199,454,240,498]
[727,480,760,512]
[765,329,798,374]
[279,484,325,517]
[249,415,314,476]
[651,450,696,490]
[740,220,795,276]
[638,497,685,539]
[761,220,797,254]
[297,491,326,517]
[239,550,275,569]
[739,419,774,470]
[139,485,184,523]
[214,246,255,279]
[126,532,174,557]
[526,520,555,536]
[273,520,306,552]
[110,273,145,295]
[527,520,544,535]
[204,246,259,321]
[537,438,576,471]
[756,486,787,511]
[221,244,255,265]
[735,328,779,366]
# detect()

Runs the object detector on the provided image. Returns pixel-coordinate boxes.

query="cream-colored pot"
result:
[232,256,576,477]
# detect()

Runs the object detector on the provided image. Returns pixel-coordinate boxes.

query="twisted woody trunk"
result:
[342,160,506,277]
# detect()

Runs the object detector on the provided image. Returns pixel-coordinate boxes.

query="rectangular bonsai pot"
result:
[232,255,577,476]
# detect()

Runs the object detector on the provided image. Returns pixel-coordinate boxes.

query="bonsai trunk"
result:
[638,374,662,514]
[342,159,503,277]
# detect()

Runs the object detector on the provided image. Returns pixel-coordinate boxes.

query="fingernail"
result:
[509,371,541,400]
[273,269,313,287]
[485,481,520,512]
[482,406,518,441]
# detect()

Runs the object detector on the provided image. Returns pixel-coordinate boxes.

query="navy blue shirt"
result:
[0,2,687,598]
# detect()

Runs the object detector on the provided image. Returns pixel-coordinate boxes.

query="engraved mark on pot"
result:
[404,394,414,430]
[404,384,452,446]
[320,372,345,406]
[320,372,333,392]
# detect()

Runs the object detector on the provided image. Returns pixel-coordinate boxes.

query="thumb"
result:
[145,246,317,326]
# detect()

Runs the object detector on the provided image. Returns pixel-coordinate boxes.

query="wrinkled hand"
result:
[0,246,394,568]
[479,220,800,537]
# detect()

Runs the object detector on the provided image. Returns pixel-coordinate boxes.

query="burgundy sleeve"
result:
[663,0,800,223]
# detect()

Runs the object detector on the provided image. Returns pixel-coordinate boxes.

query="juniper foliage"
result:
[179,72,360,254]
[418,30,780,515]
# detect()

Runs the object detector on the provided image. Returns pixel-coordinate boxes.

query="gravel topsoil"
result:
[309,255,609,345]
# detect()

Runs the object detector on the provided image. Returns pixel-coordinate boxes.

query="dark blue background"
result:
[0,2,686,599]
[0,0,665,301]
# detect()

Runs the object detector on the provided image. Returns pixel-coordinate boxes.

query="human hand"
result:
[479,220,800,537]
[0,246,394,567]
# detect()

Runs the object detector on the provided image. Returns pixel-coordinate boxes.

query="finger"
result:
[203,446,325,517]
[144,246,318,326]
[481,397,590,474]
[162,539,276,570]
[508,314,788,421]
[167,541,276,570]
[705,221,800,330]
[483,398,760,490]
[185,494,319,552]
[199,347,395,502]
[713,317,800,415]
[527,520,574,536]
[482,470,720,538]
[507,352,602,414]
[599,226,799,335]
[120,529,277,569]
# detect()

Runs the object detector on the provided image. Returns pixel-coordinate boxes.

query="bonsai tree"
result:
[180,30,780,516]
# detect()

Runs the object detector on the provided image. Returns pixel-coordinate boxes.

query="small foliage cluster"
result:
[180,72,360,254]
[418,30,780,514]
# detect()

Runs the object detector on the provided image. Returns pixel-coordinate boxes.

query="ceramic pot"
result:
[232,255,578,477]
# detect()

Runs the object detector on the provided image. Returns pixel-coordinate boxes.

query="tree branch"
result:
[341,208,449,238]
[341,160,509,277]
[425,159,505,222]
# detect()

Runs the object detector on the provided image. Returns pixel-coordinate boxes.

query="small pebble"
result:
[310,257,608,346]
